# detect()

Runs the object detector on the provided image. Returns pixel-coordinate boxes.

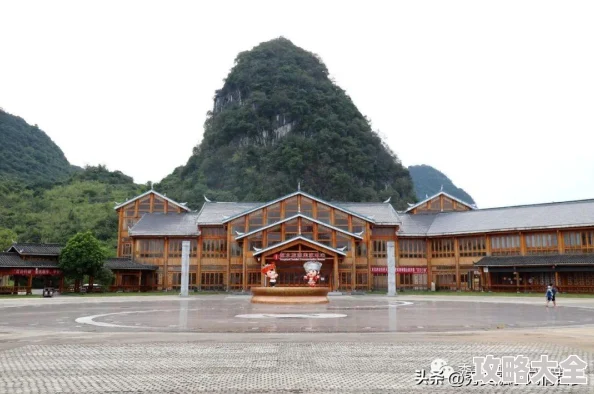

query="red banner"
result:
[370,266,428,274]
[3,268,61,276]
[397,267,427,274]
[275,251,326,261]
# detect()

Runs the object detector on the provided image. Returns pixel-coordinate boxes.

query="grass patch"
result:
[0,294,42,299]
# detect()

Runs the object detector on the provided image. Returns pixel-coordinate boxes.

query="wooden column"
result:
[555,271,559,287]
[426,239,432,290]
[197,236,202,291]
[59,276,64,293]
[454,238,460,291]
[138,271,142,287]
[333,254,339,291]
[515,270,520,293]
[519,232,526,255]
[163,237,169,290]
[27,274,33,295]
[366,224,373,292]
[557,230,564,254]
[487,269,492,291]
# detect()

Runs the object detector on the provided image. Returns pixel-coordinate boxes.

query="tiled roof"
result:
[104,258,157,271]
[220,191,378,224]
[114,190,191,212]
[399,198,594,236]
[0,253,59,268]
[474,254,594,267]
[338,202,401,225]
[129,213,200,236]
[6,243,63,256]
[197,202,262,225]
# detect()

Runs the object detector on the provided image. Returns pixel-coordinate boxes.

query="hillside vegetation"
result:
[158,38,417,209]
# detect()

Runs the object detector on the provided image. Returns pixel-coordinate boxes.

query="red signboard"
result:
[397,267,428,274]
[370,266,428,274]
[4,268,61,276]
[275,252,326,261]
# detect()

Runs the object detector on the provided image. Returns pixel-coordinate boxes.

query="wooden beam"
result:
[333,254,338,292]
[454,238,460,291]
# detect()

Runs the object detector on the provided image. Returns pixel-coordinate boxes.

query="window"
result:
[490,235,521,256]
[301,197,313,217]
[356,241,367,257]
[431,239,454,258]
[248,234,262,251]
[564,231,594,254]
[336,233,350,251]
[153,197,165,212]
[172,273,196,285]
[301,219,314,240]
[231,242,243,257]
[266,203,281,224]
[123,218,137,231]
[399,239,426,258]
[285,197,299,217]
[138,197,151,215]
[248,211,263,232]
[138,239,164,258]
[201,239,227,258]
[122,242,132,258]
[266,225,281,247]
[525,233,558,254]
[124,204,136,217]
[372,240,387,258]
[352,218,365,234]
[334,211,349,231]
[169,239,197,258]
[316,204,330,224]
[458,236,486,257]
[231,218,245,235]
[317,226,332,246]
[284,219,299,241]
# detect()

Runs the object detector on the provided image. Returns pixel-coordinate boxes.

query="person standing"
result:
[550,283,558,307]
[545,284,557,308]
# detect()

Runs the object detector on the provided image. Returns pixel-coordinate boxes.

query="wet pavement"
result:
[1,295,594,393]
[1,295,593,333]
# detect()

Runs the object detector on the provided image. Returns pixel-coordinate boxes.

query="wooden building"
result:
[0,243,157,294]
[115,189,594,293]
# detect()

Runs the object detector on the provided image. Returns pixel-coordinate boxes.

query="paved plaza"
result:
[1,294,593,393]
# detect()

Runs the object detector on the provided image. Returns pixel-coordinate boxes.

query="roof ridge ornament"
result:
[383,196,391,203]
[298,181,301,191]
[204,195,212,203]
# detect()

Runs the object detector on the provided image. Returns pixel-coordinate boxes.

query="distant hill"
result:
[157,37,416,210]
[0,165,147,253]
[408,164,475,205]
[0,108,75,185]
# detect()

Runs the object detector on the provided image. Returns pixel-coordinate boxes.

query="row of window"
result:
[132,231,594,260]
[230,197,366,234]
[123,196,179,217]
[399,231,594,258]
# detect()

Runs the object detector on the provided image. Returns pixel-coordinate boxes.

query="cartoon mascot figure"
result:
[303,261,322,287]
[261,263,278,287]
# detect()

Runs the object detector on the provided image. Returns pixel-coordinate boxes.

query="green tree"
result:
[0,227,17,251]
[59,231,106,293]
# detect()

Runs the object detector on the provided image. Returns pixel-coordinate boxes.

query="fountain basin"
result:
[251,287,329,304]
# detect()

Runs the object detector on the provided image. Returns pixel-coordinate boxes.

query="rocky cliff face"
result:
[157,38,417,210]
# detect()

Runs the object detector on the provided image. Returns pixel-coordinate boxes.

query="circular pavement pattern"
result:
[1,296,593,333]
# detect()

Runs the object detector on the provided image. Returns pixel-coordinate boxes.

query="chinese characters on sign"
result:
[7,268,61,276]
[276,252,326,261]
[370,266,428,274]
[415,355,588,387]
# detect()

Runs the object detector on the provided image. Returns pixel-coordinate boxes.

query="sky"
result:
[1,1,593,209]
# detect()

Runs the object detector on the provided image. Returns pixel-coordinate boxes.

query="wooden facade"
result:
[116,190,594,293]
